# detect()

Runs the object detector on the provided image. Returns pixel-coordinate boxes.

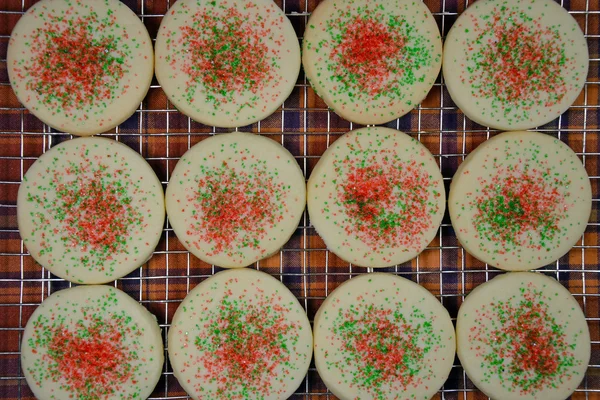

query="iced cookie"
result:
[314,273,455,400]
[457,272,590,400]
[21,285,163,400]
[155,0,300,127]
[449,131,591,271]
[168,268,312,400]
[307,127,444,268]
[8,0,153,136]
[18,137,165,284]
[443,0,588,130]
[166,132,305,267]
[303,0,442,125]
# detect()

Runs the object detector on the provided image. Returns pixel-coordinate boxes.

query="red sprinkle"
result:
[21,11,129,110]
[467,8,567,106]
[473,164,569,251]
[471,285,577,394]
[342,307,423,388]
[41,318,135,398]
[331,16,406,95]
[178,6,273,104]
[339,158,438,251]
[188,161,284,256]
[56,170,135,254]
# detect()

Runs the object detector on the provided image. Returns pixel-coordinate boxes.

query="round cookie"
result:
[457,272,590,400]
[449,131,591,271]
[21,285,164,400]
[166,132,305,268]
[443,0,588,130]
[302,0,442,125]
[8,0,153,136]
[18,137,165,284]
[155,0,300,127]
[168,268,312,400]
[307,127,445,268]
[313,273,455,400]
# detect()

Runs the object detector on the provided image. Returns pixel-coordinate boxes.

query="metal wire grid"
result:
[0,0,598,399]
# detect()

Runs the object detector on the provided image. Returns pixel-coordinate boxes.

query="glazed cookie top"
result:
[168,268,313,400]
[313,273,455,400]
[18,137,165,284]
[443,0,588,130]
[303,0,442,125]
[166,132,306,268]
[449,131,591,271]
[457,272,590,400]
[21,285,164,400]
[8,0,153,136]
[308,127,445,268]
[155,0,300,127]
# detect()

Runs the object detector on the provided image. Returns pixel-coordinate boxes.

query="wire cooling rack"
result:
[0,0,598,399]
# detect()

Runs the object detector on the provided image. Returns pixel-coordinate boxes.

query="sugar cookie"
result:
[21,285,163,400]
[303,0,442,124]
[166,132,305,267]
[443,0,588,130]
[8,0,153,135]
[168,268,312,400]
[18,137,165,283]
[308,127,444,267]
[314,273,455,400]
[155,0,300,127]
[457,272,590,399]
[449,131,591,270]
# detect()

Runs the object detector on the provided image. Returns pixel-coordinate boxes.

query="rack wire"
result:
[0,0,598,399]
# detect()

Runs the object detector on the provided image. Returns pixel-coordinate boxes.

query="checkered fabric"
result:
[0,0,598,399]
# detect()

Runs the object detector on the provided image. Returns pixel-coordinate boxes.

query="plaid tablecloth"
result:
[0,0,598,399]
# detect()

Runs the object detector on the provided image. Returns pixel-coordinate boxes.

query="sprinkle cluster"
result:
[329,300,439,398]
[25,144,147,274]
[464,4,569,122]
[168,2,282,109]
[470,284,580,394]
[186,147,288,260]
[318,5,432,101]
[468,142,571,256]
[26,292,143,398]
[189,278,302,398]
[328,138,440,252]
[15,2,131,114]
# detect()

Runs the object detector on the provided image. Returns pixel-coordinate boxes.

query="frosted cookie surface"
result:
[443,0,588,130]
[449,131,591,271]
[168,268,312,400]
[308,127,444,268]
[166,132,305,267]
[314,273,455,400]
[155,0,300,127]
[21,285,163,400]
[18,137,165,284]
[8,0,153,136]
[303,0,442,125]
[457,272,590,400]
